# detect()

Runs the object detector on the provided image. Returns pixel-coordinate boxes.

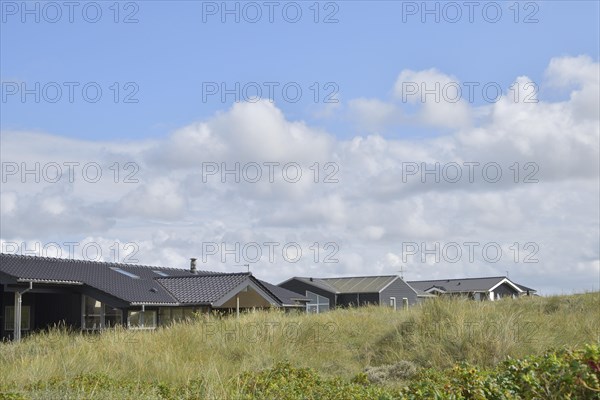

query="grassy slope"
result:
[1,292,599,398]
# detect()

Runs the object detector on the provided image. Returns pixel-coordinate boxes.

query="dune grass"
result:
[0,292,598,398]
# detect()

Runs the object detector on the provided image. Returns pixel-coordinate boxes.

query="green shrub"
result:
[154,378,205,400]
[498,344,600,399]
[400,344,600,400]
[237,361,400,400]
[0,393,27,400]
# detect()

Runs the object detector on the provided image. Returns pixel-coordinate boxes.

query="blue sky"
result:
[1,1,599,294]
[2,1,598,140]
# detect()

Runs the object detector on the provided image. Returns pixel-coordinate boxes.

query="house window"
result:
[82,296,122,330]
[4,306,31,331]
[306,291,330,313]
[83,296,103,330]
[128,310,157,329]
[389,297,397,310]
[158,307,197,326]
[104,306,123,328]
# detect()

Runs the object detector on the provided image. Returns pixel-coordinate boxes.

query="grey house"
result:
[0,253,308,341]
[278,275,431,312]
[407,276,537,301]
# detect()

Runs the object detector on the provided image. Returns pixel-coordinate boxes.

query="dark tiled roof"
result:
[0,253,187,304]
[0,254,292,307]
[259,280,309,305]
[156,273,252,304]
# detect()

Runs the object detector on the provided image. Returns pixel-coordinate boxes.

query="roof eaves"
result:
[212,276,280,307]
[250,277,283,307]
[16,278,84,285]
[297,277,339,293]
[129,301,181,306]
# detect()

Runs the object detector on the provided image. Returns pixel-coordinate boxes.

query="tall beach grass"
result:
[1,292,598,398]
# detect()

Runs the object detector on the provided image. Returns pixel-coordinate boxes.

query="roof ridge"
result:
[0,252,217,273]
[156,271,250,279]
[0,252,162,269]
[321,275,397,280]
[295,275,398,280]
[408,276,507,282]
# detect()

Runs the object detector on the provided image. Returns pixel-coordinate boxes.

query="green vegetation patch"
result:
[238,345,600,400]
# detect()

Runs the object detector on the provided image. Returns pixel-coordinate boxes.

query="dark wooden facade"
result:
[379,278,420,306]
[279,279,337,308]
[1,286,82,340]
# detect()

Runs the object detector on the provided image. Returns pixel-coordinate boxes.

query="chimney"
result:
[190,258,197,274]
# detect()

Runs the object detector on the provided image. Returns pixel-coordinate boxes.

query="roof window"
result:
[110,267,139,279]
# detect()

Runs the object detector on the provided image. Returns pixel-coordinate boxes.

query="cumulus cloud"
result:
[1,56,598,295]
[117,178,187,220]
[393,68,474,129]
[149,101,334,167]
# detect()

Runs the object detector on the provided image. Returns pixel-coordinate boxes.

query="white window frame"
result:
[306,291,330,314]
[389,297,397,310]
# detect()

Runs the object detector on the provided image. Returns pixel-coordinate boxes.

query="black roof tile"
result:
[0,254,290,306]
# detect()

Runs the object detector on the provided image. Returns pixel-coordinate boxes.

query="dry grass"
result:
[1,292,599,398]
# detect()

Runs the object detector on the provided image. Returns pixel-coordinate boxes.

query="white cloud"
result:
[0,192,17,216]
[1,56,598,295]
[118,178,187,220]
[393,68,473,129]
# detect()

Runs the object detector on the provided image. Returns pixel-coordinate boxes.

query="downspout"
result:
[14,282,33,342]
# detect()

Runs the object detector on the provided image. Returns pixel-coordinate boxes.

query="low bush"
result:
[237,345,600,400]
[401,344,600,399]
[364,361,419,384]
[236,361,398,400]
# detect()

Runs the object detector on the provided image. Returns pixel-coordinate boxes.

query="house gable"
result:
[380,277,420,306]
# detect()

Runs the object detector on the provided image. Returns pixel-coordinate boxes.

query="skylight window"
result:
[153,270,169,277]
[110,267,139,279]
